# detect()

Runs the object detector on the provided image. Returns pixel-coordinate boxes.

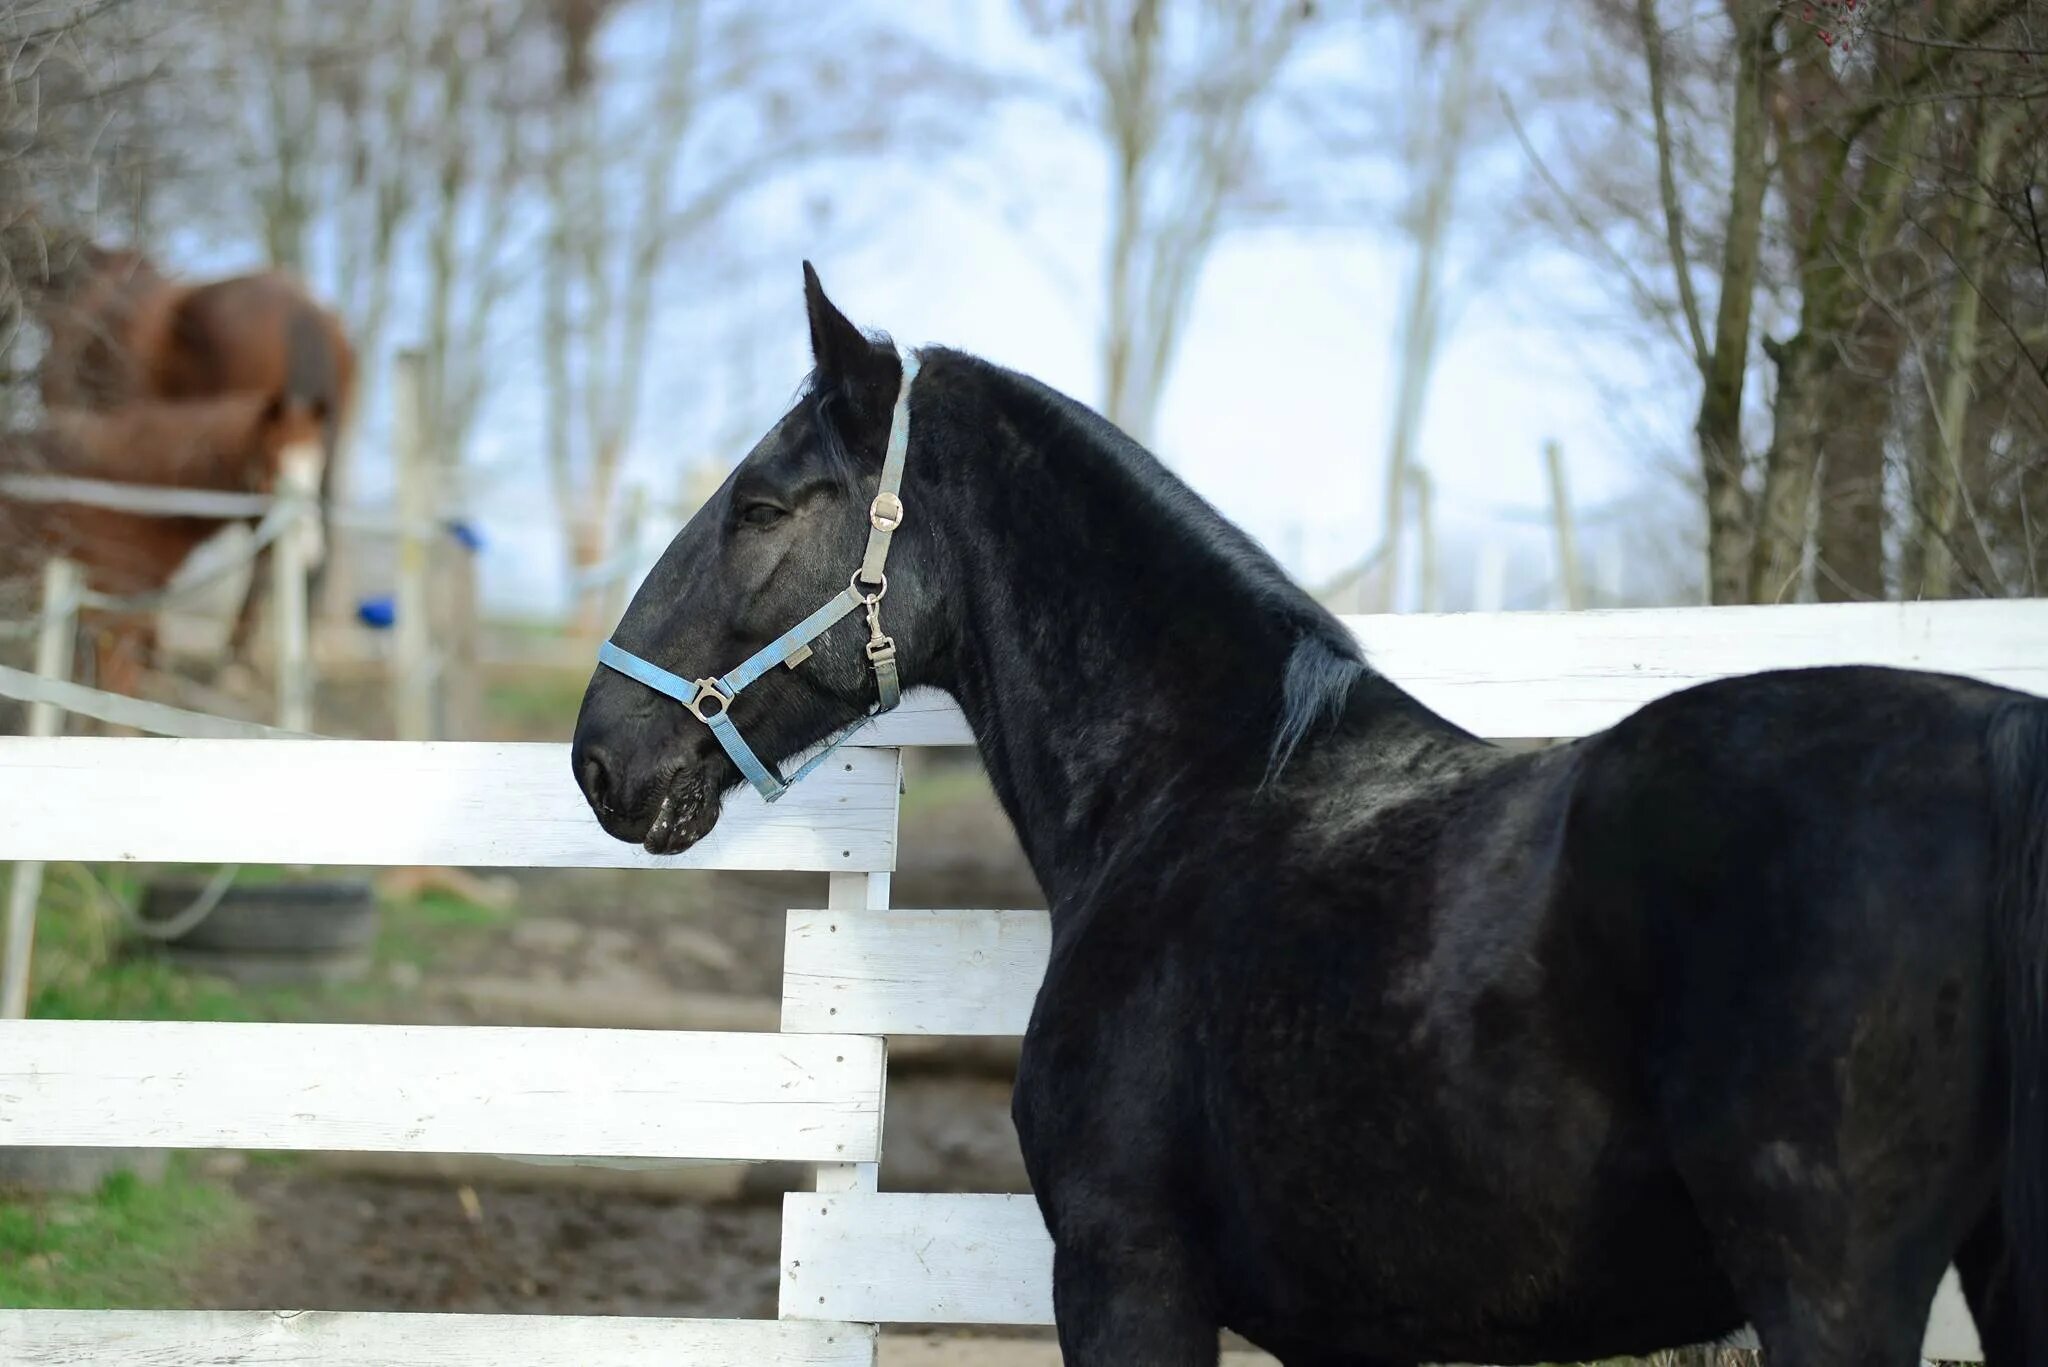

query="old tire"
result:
[139,878,380,954]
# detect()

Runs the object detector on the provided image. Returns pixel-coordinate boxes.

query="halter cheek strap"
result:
[596,346,921,803]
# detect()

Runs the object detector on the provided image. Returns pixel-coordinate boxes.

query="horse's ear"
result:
[803,262,866,377]
[802,262,896,445]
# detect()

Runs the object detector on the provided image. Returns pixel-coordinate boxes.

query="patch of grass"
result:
[0,1161,249,1308]
[900,756,1001,822]
[24,862,515,1022]
[374,885,515,974]
[482,673,586,740]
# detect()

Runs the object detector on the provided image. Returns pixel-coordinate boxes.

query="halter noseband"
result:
[596,347,920,803]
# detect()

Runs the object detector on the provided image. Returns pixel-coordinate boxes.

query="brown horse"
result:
[1,392,331,698]
[35,246,355,660]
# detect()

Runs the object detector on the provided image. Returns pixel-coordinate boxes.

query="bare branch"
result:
[1637,0,1710,374]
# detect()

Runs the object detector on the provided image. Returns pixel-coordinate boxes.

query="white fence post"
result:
[2,557,80,1018]
[392,349,436,742]
[272,459,317,733]
[813,748,900,1197]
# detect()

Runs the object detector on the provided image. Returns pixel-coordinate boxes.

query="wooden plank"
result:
[1354,600,2048,739]
[0,1020,884,1162]
[780,1193,1051,1325]
[840,689,974,748]
[811,870,896,1195]
[783,909,1048,1036]
[0,1311,877,1366]
[0,739,897,871]
[847,602,2048,747]
[777,1195,1983,1358]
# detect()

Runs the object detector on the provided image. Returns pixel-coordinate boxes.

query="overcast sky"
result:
[299,1,1707,617]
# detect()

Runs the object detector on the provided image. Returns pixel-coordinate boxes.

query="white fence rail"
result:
[0,739,899,870]
[4,600,2039,1364]
[0,1020,882,1162]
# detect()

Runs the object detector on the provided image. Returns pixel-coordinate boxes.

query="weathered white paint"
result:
[776,1194,1983,1357]
[0,739,897,870]
[1351,601,2048,739]
[271,449,320,732]
[0,473,276,518]
[0,1310,877,1366]
[782,909,1049,1036]
[0,1020,884,1162]
[780,1194,1052,1326]
[1,558,79,1020]
[809,867,895,1196]
[848,601,2048,746]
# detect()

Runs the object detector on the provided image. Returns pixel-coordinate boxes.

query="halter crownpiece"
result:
[596,344,921,803]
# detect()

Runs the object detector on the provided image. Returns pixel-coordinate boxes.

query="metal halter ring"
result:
[851,570,888,604]
[686,679,732,723]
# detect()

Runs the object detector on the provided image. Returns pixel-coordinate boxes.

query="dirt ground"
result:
[184,756,1058,1356]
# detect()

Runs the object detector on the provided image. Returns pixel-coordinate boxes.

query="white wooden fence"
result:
[5,599,2046,1363]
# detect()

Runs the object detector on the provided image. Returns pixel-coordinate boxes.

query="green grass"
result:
[482,673,586,740]
[900,756,1001,822]
[23,862,515,1022]
[373,885,515,972]
[1,863,517,1304]
[0,1162,249,1308]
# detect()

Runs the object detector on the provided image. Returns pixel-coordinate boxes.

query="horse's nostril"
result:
[578,747,616,815]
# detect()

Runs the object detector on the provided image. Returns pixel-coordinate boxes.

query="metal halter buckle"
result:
[686,679,731,723]
[869,491,904,532]
[860,577,895,663]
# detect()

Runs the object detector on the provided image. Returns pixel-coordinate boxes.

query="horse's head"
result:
[247,390,330,567]
[572,265,943,854]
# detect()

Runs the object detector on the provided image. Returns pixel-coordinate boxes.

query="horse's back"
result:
[1567,664,2012,1008]
[1032,664,2021,1362]
[1562,665,2013,1321]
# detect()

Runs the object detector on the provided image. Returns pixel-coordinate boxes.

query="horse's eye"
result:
[738,502,787,529]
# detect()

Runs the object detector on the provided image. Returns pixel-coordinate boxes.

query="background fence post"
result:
[1545,439,1584,611]
[392,349,436,742]
[2,557,80,1018]
[272,460,317,733]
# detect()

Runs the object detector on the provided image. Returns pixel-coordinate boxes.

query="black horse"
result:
[572,267,2048,1366]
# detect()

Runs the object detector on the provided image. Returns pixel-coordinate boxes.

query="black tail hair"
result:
[1988,697,2048,1353]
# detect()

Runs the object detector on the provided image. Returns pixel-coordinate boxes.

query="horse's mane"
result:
[796,333,899,494]
[953,350,1370,782]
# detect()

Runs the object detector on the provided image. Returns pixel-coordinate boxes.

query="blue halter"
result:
[596,348,920,803]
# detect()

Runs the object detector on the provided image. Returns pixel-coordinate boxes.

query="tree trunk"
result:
[1373,3,1477,612]
[1811,336,1895,601]
[1751,332,1824,601]
[1916,105,2016,599]
[1693,0,1773,603]
[1750,95,1926,603]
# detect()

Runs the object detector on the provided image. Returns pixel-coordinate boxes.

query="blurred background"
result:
[0,1,2041,1360]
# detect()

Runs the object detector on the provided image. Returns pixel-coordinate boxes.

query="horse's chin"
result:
[640,777,724,856]
[588,762,725,856]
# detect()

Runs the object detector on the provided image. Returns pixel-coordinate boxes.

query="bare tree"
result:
[1372,0,1482,611]
[1024,0,1316,449]
[0,1,165,420]
[1534,0,2044,604]
[540,0,973,631]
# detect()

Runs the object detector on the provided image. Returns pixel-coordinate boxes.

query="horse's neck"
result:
[921,371,1446,906]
